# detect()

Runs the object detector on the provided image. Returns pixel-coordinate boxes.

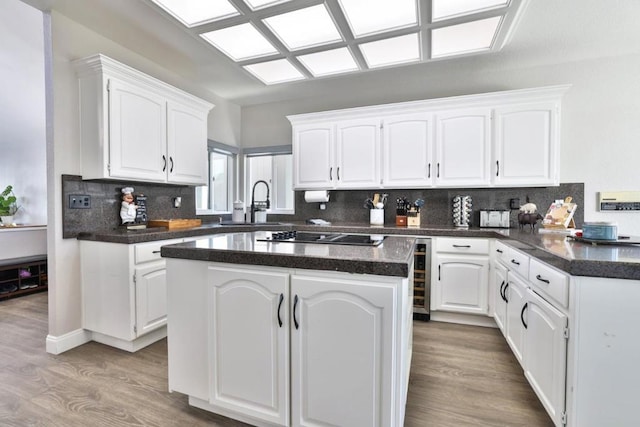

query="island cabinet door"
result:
[208,266,290,426]
[290,275,396,427]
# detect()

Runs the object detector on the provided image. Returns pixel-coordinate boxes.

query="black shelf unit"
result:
[0,255,47,301]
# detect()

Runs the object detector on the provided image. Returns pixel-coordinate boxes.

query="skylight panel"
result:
[244,0,292,10]
[201,23,278,61]
[151,0,239,27]
[431,16,502,58]
[359,33,420,68]
[244,59,306,85]
[432,0,509,21]
[262,4,342,50]
[338,0,417,38]
[297,48,359,77]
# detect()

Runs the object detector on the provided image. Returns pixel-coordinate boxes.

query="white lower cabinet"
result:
[290,275,396,427]
[523,289,568,427]
[492,261,508,335]
[168,261,412,427]
[80,238,183,352]
[208,267,289,426]
[505,271,528,365]
[492,242,569,426]
[432,238,490,316]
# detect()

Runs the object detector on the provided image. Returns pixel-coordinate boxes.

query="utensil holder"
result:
[370,209,384,225]
[407,209,420,227]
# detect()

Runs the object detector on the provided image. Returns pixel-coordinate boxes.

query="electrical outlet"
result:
[69,194,91,209]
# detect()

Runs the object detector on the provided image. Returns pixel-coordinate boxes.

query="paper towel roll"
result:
[304,190,330,203]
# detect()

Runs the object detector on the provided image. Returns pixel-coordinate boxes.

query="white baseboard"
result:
[46,328,91,354]
[430,311,498,328]
[90,327,166,352]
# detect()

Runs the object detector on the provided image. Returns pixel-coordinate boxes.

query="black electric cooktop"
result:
[257,231,385,247]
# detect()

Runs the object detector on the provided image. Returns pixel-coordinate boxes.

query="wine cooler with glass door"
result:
[413,238,431,320]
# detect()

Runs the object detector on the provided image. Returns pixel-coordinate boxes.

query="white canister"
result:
[370,209,384,225]
[232,200,245,223]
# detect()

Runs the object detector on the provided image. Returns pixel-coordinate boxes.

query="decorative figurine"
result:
[120,187,138,224]
[518,200,542,231]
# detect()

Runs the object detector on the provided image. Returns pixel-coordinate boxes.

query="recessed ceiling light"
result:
[150,0,239,27]
[201,23,278,61]
[431,16,502,58]
[244,59,306,85]
[432,0,509,21]
[298,47,359,77]
[359,33,421,68]
[262,4,342,50]
[244,0,292,10]
[338,0,418,38]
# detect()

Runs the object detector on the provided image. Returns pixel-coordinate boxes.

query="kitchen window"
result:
[244,146,294,214]
[196,141,238,215]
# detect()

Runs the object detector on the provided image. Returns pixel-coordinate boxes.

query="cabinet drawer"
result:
[506,248,529,279]
[436,238,489,255]
[135,239,182,264]
[529,258,569,308]
[494,240,510,265]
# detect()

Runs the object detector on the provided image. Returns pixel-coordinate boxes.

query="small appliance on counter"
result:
[452,195,472,228]
[480,209,510,228]
[582,221,618,240]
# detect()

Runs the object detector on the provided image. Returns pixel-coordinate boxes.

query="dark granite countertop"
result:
[77,221,640,280]
[161,231,416,277]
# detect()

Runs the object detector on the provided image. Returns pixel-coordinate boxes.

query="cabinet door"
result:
[335,119,380,189]
[382,113,433,188]
[523,289,567,427]
[208,267,289,426]
[293,123,334,189]
[108,78,167,182]
[134,261,168,336]
[290,274,395,427]
[435,108,491,187]
[494,101,559,186]
[167,101,208,185]
[493,261,508,335]
[505,272,527,366]
[432,255,489,315]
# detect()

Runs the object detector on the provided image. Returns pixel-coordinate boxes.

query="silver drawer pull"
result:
[536,274,550,284]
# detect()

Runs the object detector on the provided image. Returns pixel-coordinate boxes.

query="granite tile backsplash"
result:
[62,175,195,238]
[63,173,583,238]
[282,183,584,229]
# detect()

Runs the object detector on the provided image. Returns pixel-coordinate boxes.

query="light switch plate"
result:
[69,194,91,209]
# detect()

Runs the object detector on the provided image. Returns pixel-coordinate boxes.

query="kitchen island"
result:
[162,231,416,427]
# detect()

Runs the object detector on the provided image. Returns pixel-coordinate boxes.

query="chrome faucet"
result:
[250,180,270,223]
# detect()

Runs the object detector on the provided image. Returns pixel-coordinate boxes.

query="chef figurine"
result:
[120,187,138,224]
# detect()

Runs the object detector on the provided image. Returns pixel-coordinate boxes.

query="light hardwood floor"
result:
[0,293,552,426]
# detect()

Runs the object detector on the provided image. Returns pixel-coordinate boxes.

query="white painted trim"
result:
[90,326,167,353]
[430,311,498,328]
[46,329,91,355]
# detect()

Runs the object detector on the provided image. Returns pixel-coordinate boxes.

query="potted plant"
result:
[0,185,20,224]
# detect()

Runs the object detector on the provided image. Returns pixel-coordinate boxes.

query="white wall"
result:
[0,0,47,226]
[241,50,640,235]
[46,10,242,346]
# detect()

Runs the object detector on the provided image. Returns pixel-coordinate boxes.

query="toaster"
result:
[480,210,510,228]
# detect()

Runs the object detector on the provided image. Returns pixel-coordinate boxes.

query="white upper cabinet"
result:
[166,101,209,184]
[292,123,334,189]
[288,85,569,190]
[494,101,559,186]
[435,108,491,187]
[74,54,214,186]
[335,118,380,188]
[108,79,168,182]
[382,113,434,188]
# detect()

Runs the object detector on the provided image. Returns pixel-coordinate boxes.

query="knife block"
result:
[407,208,420,227]
[396,215,407,227]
